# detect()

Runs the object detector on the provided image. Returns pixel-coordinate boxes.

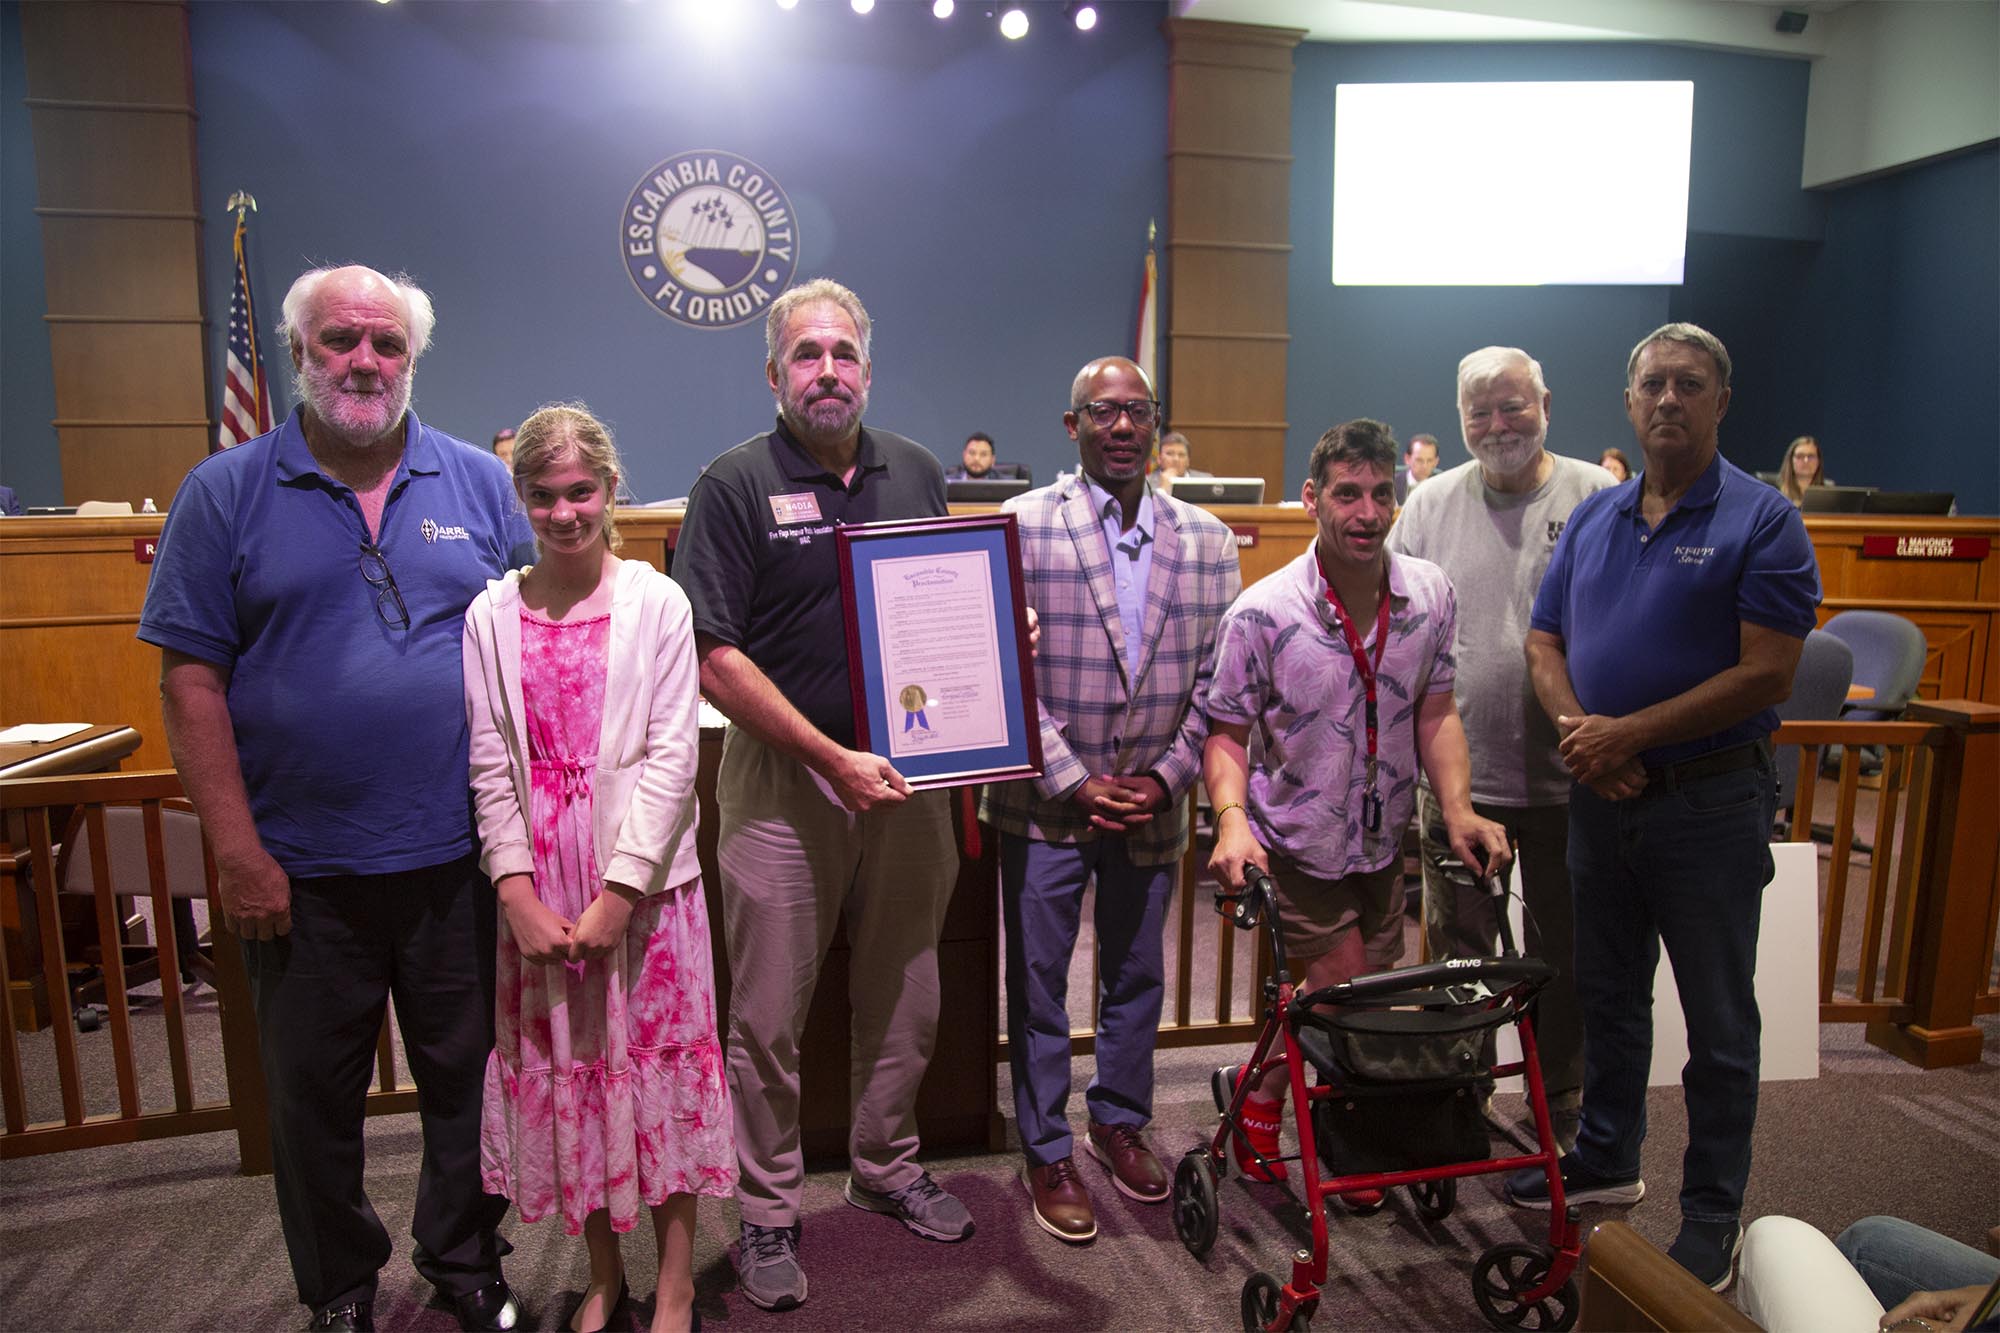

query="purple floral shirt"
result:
[1204,544,1456,880]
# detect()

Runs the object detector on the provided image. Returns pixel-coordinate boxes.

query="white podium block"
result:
[1649,840,1820,1085]
[1491,840,1820,1093]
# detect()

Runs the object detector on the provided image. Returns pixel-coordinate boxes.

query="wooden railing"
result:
[4,705,1993,1169]
[0,771,415,1171]
[1008,702,1999,1072]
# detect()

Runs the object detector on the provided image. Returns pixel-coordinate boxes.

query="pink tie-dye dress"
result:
[480,608,735,1235]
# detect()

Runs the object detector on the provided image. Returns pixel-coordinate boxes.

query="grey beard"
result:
[1471,435,1542,479]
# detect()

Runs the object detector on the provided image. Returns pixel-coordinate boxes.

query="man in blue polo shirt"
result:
[1508,322,1819,1293]
[140,264,533,1333]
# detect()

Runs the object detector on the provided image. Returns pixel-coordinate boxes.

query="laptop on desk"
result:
[1860,490,1955,515]
[1799,485,1873,513]
[1160,476,1265,506]
[946,477,1033,504]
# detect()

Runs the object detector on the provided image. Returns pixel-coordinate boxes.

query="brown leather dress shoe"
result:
[1022,1156,1097,1242]
[1085,1121,1171,1202]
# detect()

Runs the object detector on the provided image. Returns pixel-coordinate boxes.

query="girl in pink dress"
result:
[464,404,733,1333]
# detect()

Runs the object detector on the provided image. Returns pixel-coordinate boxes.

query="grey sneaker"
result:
[843,1171,975,1242]
[736,1221,807,1312]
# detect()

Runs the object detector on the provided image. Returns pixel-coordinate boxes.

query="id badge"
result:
[1361,788,1383,833]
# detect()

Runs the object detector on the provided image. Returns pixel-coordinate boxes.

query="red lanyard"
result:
[1319,554,1392,799]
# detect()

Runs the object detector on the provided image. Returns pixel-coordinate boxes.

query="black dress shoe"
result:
[439,1279,523,1331]
[306,1301,374,1331]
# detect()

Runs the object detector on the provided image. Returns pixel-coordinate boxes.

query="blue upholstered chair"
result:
[1822,610,1929,723]
[1774,628,1855,824]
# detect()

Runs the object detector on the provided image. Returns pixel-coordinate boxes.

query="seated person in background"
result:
[1599,447,1631,482]
[945,431,1030,482]
[0,484,20,516]
[1778,435,1828,506]
[1201,417,1511,1201]
[491,427,516,468]
[1395,432,1440,504]
[1736,1214,2000,1333]
[1154,430,1212,479]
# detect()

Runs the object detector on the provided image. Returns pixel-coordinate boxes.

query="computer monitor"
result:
[946,476,1032,504]
[1860,490,1955,515]
[1161,476,1266,505]
[1798,485,1873,513]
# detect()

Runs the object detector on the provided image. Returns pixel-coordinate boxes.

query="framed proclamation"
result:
[836,513,1043,790]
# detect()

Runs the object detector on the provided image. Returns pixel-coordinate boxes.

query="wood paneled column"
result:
[1162,19,1304,497]
[21,0,212,508]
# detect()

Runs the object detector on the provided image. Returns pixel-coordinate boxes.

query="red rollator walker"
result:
[1172,866,1585,1332]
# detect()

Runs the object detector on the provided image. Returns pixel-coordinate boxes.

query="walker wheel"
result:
[1241,1271,1309,1331]
[1410,1177,1457,1222]
[1173,1148,1220,1259]
[1471,1242,1578,1331]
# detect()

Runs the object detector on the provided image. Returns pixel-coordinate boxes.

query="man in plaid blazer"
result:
[980,355,1241,1244]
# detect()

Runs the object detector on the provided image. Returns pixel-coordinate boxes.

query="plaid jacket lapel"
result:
[1131,494,1179,686]
[1059,480,1130,689]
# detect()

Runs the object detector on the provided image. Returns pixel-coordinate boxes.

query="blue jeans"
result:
[1835,1216,2000,1310]
[1568,748,1776,1224]
[1001,832,1175,1167]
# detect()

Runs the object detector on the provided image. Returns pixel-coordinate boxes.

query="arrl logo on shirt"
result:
[420,517,471,544]
[1674,544,1717,566]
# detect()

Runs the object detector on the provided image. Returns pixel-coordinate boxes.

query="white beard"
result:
[297,360,412,448]
[1469,431,1544,480]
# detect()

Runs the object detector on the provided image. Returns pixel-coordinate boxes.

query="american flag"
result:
[217,211,271,449]
[1135,221,1158,387]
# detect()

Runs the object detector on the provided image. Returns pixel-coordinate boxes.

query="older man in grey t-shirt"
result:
[1386,345,1615,1149]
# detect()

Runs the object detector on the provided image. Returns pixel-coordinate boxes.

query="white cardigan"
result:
[463,558,701,895]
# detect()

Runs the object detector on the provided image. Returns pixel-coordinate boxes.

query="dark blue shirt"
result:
[1531,453,1819,766]
[675,419,946,749]
[138,408,535,877]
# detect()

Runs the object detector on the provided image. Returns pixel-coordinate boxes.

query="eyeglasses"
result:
[1076,398,1164,430]
[358,543,410,630]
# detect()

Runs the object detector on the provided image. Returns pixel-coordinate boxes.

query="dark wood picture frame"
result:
[835,513,1042,791]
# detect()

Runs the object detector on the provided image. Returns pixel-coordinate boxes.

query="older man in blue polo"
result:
[140,265,532,1332]
[1510,322,1819,1294]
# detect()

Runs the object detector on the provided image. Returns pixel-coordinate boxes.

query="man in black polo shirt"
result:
[675,278,969,1314]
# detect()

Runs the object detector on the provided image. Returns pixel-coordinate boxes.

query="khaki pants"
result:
[716,726,957,1227]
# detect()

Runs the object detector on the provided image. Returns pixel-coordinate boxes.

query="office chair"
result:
[1773,628,1854,832]
[1822,610,1928,722]
[56,801,217,1027]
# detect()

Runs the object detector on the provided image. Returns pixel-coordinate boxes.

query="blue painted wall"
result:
[6,8,1992,514]
[1795,144,1999,512]
[1,2,61,506]
[181,0,1168,500]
